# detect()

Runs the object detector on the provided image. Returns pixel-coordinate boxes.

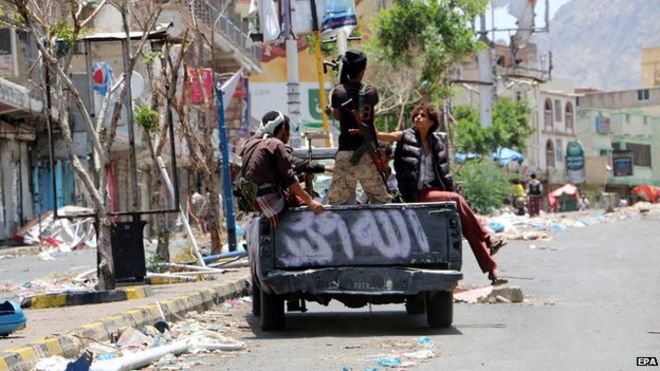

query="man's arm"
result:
[377,131,403,142]
[288,182,325,214]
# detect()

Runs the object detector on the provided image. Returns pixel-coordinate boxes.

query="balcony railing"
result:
[188,0,262,65]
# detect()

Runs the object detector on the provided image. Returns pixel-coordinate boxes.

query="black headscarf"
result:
[339,50,367,84]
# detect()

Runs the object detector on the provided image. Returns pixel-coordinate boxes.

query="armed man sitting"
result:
[327,50,391,205]
[238,111,325,227]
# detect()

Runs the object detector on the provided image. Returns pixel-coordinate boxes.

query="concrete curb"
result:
[0,245,43,258]
[0,278,250,371]
[20,286,152,309]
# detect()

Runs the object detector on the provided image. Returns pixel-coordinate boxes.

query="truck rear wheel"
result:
[252,279,261,317]
[260,290,285,331]
[405,295,426,315]
[426,290,453,328]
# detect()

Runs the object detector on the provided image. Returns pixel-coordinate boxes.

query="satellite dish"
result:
[130,72,145,99]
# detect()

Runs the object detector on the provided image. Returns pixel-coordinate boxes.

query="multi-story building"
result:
[641,47,660,88]
[576,88,660,191]
[0,20,42,241]
[532,84,579,186]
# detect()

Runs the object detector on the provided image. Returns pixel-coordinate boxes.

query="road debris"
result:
[454,285,524,304]
[45,296,252,370]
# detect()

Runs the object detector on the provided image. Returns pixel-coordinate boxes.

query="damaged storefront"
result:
[0,76,42,241]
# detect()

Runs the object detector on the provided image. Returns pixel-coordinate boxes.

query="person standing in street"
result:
[526,173,544,217]
[326,50,390,205]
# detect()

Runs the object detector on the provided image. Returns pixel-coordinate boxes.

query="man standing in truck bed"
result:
[327,50,390,205]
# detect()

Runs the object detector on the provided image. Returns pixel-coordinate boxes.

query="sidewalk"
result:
[0,268,250,371]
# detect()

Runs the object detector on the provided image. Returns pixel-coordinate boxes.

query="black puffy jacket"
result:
[394,128,453,202]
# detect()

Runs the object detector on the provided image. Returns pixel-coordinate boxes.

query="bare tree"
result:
[365,54,425,130]
[5,0,168,289]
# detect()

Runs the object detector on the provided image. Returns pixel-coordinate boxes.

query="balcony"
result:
[187,0,262,74]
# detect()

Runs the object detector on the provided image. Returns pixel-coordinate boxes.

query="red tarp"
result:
[631,184,660,203]
[548,184,580,212]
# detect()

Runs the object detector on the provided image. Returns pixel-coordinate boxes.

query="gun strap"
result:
[350,144,369,165]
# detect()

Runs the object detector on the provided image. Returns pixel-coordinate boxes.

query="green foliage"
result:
[143,50,161,66]
[455,159,511,214]
[135,105,160,133]
[453,97,534,155]
[369,0,488,100]
[54,22,79,45]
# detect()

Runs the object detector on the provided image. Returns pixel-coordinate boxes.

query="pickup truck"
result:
[246,148,463,331]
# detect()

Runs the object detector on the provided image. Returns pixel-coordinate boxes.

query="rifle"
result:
[340,98,391,191]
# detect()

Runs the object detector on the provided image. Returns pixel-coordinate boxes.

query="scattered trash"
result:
[116,327,156,349]
[65,350,93,371]
[14,206,96,250]
[416,336,432,346]
[154,320,170,333]
[402,349,435,359]
[0,300,27,336]
[377,356,402,367]
[34,356,70,371]
[528,244,537,250]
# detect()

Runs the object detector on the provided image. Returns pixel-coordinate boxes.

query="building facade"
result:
[0,21,42,241]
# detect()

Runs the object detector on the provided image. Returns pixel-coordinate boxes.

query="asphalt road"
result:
[190,212,660,371]
[0,249,96,301]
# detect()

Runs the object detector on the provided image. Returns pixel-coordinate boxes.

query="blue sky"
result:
[486,0,571,41]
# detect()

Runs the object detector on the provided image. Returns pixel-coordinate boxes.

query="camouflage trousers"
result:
[328,150,390,205]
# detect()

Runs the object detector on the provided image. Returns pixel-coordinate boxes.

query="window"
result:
[637,89,650,101]
[544,99,553,131]
[612,142,623,151]
[546,140,555,168]
[565,102,574,133]
[599,149,609,157]
[628,143,652,167]
[556,139,563,162]
[554,100,562,124]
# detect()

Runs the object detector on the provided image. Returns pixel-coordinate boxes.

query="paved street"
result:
[183,213,660,371]
[0,250,96,301]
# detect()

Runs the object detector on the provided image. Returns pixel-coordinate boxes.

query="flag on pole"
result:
[220,69,242,111]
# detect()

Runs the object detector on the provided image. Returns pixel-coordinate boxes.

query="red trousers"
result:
[419,189,497,273]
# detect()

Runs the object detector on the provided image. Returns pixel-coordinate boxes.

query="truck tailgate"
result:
[268,202,462,269]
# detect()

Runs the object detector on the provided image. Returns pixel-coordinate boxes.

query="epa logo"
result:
[637,357,658,366]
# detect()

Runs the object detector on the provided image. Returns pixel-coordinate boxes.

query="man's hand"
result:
[324,165,334,173]
[308,200,326,214]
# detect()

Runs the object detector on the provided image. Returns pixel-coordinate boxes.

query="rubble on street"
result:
[481,202,660,241]
[33,296,252,371]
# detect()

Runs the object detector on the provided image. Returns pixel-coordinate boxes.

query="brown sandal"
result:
[488,238,507,256]
[488,272,508,286]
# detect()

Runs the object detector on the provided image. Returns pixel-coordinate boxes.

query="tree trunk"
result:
[97,215,115,290]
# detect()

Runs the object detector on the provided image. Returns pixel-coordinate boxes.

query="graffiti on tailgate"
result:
[277,209,432,267]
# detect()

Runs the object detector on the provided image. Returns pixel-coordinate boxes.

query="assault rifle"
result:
[340,98,390,191]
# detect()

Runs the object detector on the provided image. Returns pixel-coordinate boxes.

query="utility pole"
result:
[477,14,493,128]
[282,0,302,148]
[310,0,331,147]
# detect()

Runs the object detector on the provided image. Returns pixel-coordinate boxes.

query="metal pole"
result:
[121,38,140,218]
[478,14,493,128]
[283,0,302,148]
[310,0,331,147]
[215,83,237,252]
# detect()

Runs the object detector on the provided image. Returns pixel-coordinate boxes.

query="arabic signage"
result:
[186,68,213,105]
[566,140,585,184]
[595,114,610,134]
[612,150,633,177]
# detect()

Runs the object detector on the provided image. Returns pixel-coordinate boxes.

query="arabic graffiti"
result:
[276,209,435,267]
